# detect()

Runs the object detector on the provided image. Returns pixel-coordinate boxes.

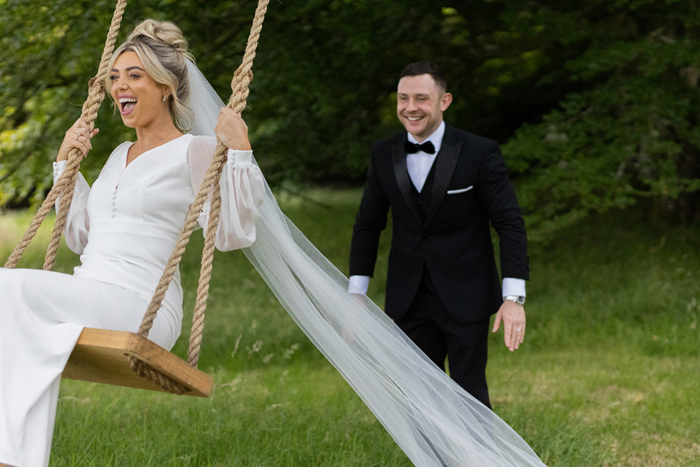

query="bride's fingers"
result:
[74,135,90,156]
[69,133,91,156]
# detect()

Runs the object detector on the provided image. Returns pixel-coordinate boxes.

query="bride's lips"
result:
[118,95,137,116]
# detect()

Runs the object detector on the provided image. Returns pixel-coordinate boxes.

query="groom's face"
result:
[396,74,452,142]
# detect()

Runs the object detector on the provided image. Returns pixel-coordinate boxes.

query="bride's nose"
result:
[111,77,127,91]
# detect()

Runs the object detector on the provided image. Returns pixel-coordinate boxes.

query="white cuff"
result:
[502,278,526,298]
[226,149,254,166]
[348,275,370,295]
[53,161,67,180]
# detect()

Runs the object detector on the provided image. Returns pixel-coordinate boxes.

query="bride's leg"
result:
[0,268,179,465]
[22,376,61,467]
[0,269,83,465]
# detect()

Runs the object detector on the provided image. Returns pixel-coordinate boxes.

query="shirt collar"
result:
[407,120,446,154]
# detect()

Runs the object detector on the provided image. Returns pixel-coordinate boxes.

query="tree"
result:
[501,0,700,235]
[2,0,698,237]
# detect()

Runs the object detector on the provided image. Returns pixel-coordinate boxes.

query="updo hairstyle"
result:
[106,19,194,132]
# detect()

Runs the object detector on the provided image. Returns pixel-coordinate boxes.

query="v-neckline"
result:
[125,134,188,169]
[115,134,190,188]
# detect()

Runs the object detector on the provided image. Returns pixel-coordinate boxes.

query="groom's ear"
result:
[440,92,453,112]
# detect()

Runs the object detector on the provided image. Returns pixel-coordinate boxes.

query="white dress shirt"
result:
[407,121,445,192]
[349,121,526,299]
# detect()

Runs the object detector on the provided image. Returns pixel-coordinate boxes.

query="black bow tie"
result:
[405,140,435,155]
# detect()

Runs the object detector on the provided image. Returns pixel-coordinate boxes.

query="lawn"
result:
[1,189,699,466]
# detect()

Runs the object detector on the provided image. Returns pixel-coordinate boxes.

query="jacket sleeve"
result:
[187,136,266,252]
[477,141,529,280]
[349,143,390,277]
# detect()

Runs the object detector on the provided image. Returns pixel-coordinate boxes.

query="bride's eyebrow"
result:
[111,66,146,73]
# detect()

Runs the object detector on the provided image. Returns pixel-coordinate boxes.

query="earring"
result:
[162,95,167,102]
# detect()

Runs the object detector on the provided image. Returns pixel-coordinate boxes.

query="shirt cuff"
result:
[226,149,254,166]
[53,161,67,181]
[348,275,370,295]
[502,278,526,297]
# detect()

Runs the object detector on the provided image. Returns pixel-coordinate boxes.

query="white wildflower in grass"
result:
[220,375,242,391]
[230,334,243,358]
[247,340,263,358]
[283,343,301,360]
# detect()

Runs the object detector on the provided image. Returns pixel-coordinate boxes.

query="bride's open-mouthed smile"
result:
[109,51,169,129]
[118,95,138,116]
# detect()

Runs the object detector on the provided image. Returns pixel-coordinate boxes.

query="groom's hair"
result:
[400,62,447,93]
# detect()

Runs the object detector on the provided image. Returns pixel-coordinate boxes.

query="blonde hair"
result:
[106,19,194,132]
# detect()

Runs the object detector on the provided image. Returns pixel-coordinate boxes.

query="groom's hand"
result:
[492,301,526,352]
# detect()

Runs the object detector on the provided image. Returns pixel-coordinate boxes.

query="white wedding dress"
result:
[0,134,265,467]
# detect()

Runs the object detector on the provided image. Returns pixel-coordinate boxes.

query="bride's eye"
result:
[109,75,118,81]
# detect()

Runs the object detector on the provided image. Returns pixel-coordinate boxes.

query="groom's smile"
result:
[396,73,452,143]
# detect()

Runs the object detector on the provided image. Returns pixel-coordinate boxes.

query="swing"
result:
[3,0,270,397]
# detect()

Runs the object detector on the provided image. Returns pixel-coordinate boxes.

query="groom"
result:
[348,62,529,408]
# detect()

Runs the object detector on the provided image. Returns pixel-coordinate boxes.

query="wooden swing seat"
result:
[63,328,213,397]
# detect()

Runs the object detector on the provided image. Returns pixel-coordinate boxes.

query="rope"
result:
[4,0,128,270]
[129,0,270,384]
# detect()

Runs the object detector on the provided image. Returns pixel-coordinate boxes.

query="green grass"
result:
[2,191,699,466]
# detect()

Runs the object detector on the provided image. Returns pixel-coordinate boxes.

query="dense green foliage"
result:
[1,190,699,465]
[502,0,700,236]
[1,0,699,234]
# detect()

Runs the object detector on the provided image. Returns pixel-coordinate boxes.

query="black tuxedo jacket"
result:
[350,123,529,323]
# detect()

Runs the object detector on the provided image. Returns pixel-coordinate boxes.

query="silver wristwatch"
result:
[503,295,526,306]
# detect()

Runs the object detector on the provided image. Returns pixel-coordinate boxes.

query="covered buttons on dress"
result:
[111,190,117,217]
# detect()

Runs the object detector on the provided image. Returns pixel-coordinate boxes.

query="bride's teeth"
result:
[118,97,137,112]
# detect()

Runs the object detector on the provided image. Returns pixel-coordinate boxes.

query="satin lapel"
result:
[392,142,423,225]
[425,138,461,227]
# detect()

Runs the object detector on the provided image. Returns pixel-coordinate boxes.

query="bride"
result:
[0,19,546,467]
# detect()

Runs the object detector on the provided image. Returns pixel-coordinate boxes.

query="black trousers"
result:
[395,267,492,409]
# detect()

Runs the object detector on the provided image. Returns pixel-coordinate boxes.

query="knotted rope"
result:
[4,0,128,270]
[129,0,270,394]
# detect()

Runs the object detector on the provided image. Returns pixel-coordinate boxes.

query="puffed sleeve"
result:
[53,161,91,254]
[187,135,266,251]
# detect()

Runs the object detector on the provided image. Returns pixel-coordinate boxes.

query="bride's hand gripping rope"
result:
[57,118,99,162]
[215,107,251,151]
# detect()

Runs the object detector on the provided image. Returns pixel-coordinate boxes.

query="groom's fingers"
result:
[506,321,516,351]
[492,310,502,333]
[503,316,513,350]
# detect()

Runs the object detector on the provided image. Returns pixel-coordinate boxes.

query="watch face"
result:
[505,296,525,305]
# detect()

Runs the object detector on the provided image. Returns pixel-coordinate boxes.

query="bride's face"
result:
[110,51,169,129]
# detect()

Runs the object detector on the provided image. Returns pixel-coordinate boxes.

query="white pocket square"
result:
[447,186,473,195]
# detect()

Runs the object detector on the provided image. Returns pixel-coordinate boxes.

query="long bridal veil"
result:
[186,60,547,467]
